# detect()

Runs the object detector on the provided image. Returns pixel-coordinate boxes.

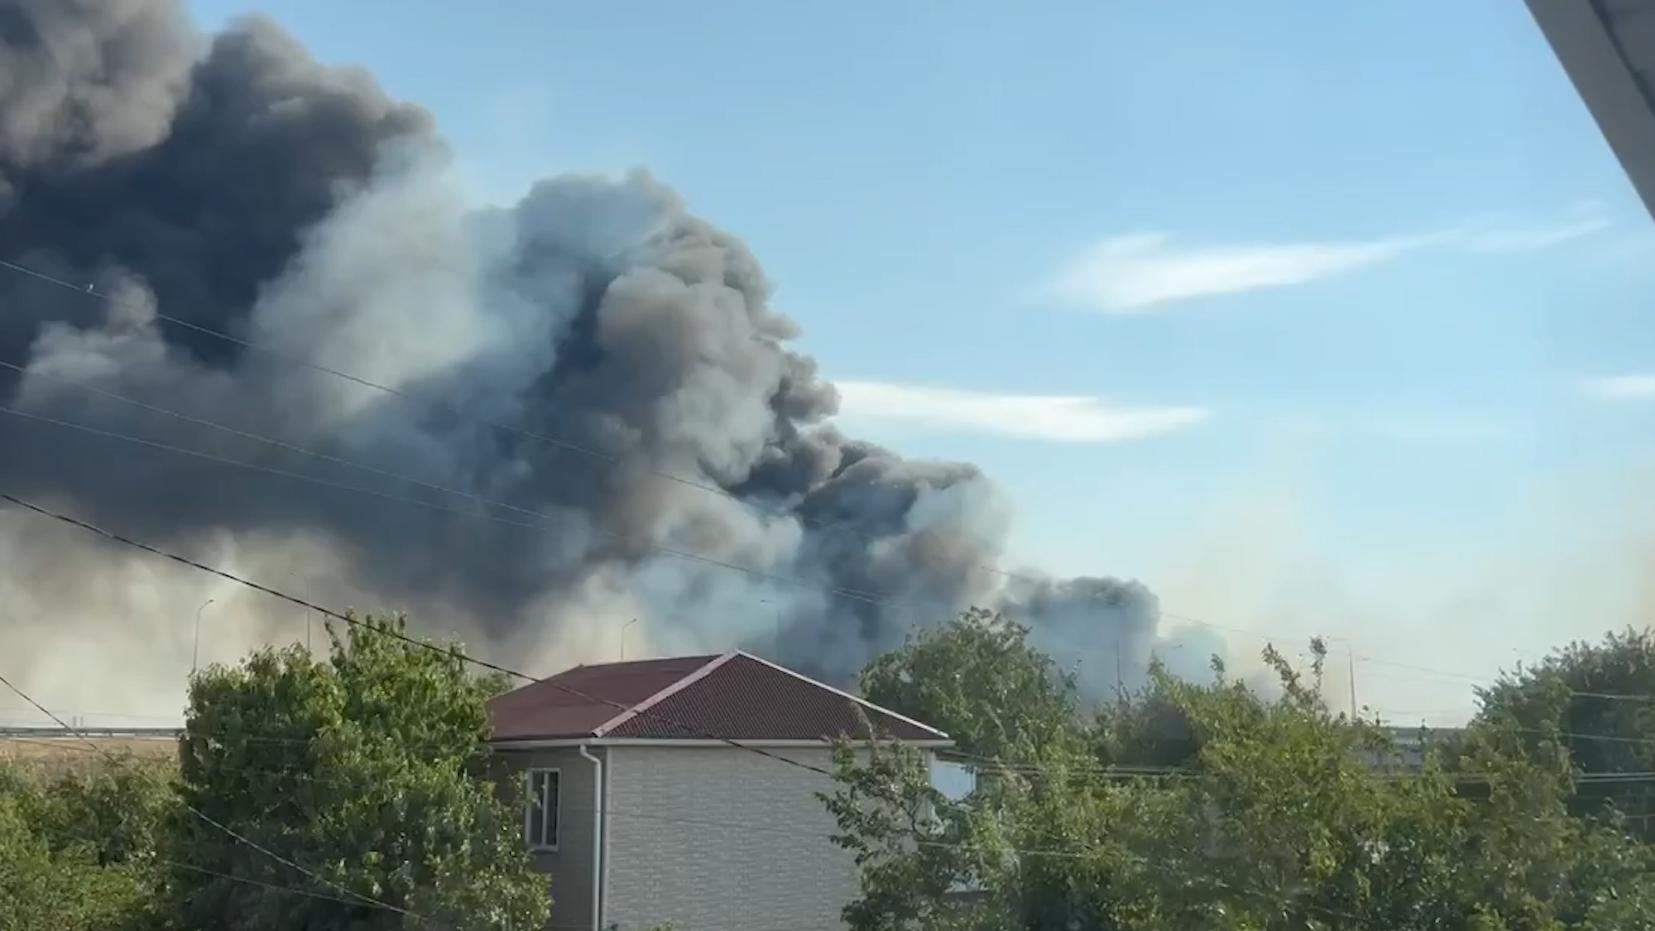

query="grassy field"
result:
[1,736,177,772]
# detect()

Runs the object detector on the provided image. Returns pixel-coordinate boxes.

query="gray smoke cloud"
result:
[0,0,1206,706]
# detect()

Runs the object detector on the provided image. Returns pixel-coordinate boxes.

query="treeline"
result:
[1,616,549,931]
[823,610,1655,930]
[7,609,1654,930]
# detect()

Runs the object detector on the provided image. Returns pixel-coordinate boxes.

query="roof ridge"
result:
[730,650,950,740]
[590,652,737,737]
[568,652,720,672]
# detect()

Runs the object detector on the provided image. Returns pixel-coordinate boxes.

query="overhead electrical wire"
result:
[5,258,1654,750]
[4,238,1649,931]
[4,399,1652,733]
[0,255,1455,652]
[160,859,409,910]
[0,257,935,550]
[1,415,1648,750]
[0,348,1622,704]
[0,257,1613,705]
[26,484,1600,800]
[0,394,882,605]
[0,487,841,779]
[0,667,422,920]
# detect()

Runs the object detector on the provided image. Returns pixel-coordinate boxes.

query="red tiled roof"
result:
[487,655,719,741]
[488,651,948,744]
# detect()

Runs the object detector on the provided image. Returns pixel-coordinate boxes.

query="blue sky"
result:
[190,0,1655,721]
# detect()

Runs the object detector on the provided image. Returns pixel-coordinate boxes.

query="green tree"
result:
[0,762,160,931]
[1087,657,1210,770]
[1475,627,1655,840]
[827,638,1655,931]
[23,757,176,869]
[860,608,1081,761]
[164,614,548,931]
[819,736,977,931]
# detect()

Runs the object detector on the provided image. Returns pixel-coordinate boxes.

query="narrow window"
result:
[524,768,560,849]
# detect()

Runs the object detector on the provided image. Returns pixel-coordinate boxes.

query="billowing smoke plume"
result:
[0,0,1205,706]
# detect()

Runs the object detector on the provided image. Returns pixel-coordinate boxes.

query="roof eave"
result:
[489,736,957,750]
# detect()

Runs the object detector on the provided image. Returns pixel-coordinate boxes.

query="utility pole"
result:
[1114,632,1124,698]
[1320,635,1359,719]
[1348,649,1358,719]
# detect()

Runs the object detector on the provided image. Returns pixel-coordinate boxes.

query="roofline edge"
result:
[589,651,737,737]
[732,650,952,740]
[490,737,957,750]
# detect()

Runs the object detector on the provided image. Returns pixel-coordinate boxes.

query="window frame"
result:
[523,767,561,851]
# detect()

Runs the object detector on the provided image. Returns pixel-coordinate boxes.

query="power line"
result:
[159,859,407,910]
[1564,689,1655,703]
[6,258,1646,931]
[13,731,1655,871]
[0,401,538,526]
[0,385,1565,702]
[9,264,1655,737]
[1533,728,1655,748]
[35,718,1655,792]
[1159,607,1655,705]
[0,258,910,551]
[12,466,1655,763]
[0,255,1416,644]
[27,348,1534,722]
[0,398,882,605]
[8,255,1651,711]
[6,446,1648,760]
[18,727,1653,793]
[0,488,842,779]
[0,263,1605,703]
[0,705,181,722]
[0,356,889,604]
[6,729,1648,931]
[1155,611,1495,685]
[0,667,422,920]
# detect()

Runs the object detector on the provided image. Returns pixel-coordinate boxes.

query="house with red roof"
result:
[486,650,953,931]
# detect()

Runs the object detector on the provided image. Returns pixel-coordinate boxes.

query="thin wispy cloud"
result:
[1450,214,1610,253]
[834,380,1208,443]
[1582,375,1655,402]
[1048,232,1422,312]
[1047,209,1609,313]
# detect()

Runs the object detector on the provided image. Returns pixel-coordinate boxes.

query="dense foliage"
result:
[1,615,549,931]
[826,615,1655,931]
[1476,627,1655,841]
[0,758,173,931]
[166,615,548,931]
[860,608,1082,760]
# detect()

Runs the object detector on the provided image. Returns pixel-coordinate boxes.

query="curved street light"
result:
[191,598,215,676]
[620,617,640,661]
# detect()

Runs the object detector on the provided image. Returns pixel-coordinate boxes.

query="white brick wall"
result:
[603,746,865,931]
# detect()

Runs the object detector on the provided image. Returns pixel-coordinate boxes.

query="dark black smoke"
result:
[0,0,1192,700]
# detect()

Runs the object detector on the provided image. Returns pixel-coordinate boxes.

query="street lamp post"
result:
[191,598,215,676]
[1323,634,1359,718]
[759,598,782,660]
[620,618,639,661]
